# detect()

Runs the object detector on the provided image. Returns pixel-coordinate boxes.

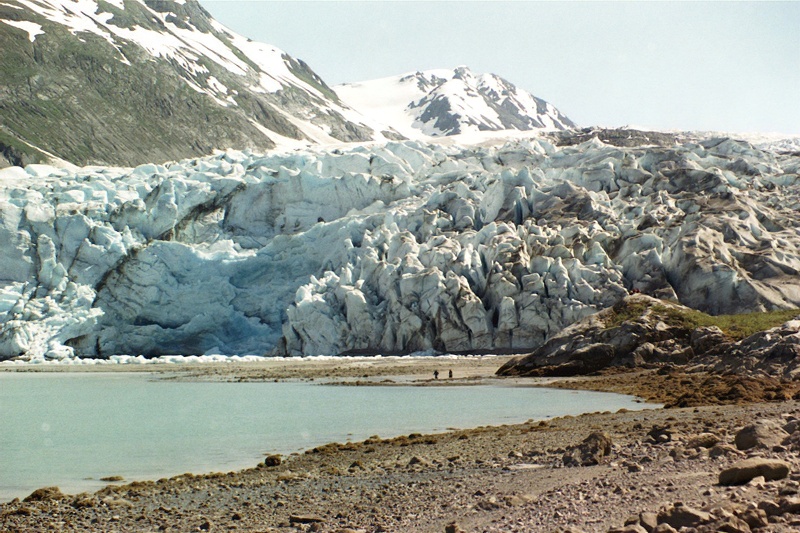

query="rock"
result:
[408,456,431,467]
[563,431,613,467]
[735,420,790,450]
[783,419,800,435]
[477,496,502,510]
[691,326,728,356]
[657,502,711,529]
[503,495,528,507]
[445,522,466,533]
[651,524,678,533]
[779,496,800,514]
[639,511,658,532]
[738,508,769,528]
[647,425,673,444]
[709,444,744,458]
[757,499,782,517]
[719,458,791,485]
[264,454,282,467]
[23,486,64,502]
[713,516,751,533]
[686,432,720,449]
[289,514,325,524]
[608,525,647,533]
[624,461,644,473]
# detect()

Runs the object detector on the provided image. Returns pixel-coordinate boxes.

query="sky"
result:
[202,1,800,135]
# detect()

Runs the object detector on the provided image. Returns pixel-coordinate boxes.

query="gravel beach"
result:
[3,357,800,532]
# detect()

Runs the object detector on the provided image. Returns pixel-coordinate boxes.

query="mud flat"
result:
[3,358,800,532]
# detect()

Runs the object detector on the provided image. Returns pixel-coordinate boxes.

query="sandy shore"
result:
[3,356,800,532]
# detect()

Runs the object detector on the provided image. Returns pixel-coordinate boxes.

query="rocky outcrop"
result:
[696,319,800,379]
[497,295,724,376]
[498,293,800,379]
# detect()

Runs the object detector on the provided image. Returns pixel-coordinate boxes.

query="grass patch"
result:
[606,299,799,340]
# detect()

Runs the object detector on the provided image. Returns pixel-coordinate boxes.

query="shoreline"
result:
[3,356,800,532]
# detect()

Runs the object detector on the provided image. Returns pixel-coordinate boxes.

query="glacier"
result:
[1,133,799,361]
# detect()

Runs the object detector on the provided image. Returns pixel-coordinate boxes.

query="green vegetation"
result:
[607,298,800,341]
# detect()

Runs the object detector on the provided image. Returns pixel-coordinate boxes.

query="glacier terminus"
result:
[1,133,799,361]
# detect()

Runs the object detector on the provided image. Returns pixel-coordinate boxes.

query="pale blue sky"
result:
[202,1,800,134]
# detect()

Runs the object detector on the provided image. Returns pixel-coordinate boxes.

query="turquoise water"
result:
[0,372,652,501]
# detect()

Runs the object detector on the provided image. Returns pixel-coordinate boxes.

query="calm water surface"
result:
[0,372,654,501]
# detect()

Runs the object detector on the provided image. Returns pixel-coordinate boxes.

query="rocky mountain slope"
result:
[335,67,575,140]
[1,130,799,360]
[0,0,382,167]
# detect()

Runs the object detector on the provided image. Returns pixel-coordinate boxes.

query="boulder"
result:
[713,516,751,533]
[563,431,613,467]
[656,503,711,529]
[264,454,282,467]
[445,522,466,533]
[719,458,790,485]
[738,508,768,529]
[638,511,658,532]
[608,525,647,533]
[686,432,720,449]
[23,486,65,502]
[651,525,678,533]
[289,514,325,524]
[778,496,800,514]
[734,420,789,450]
[709,444,743,458]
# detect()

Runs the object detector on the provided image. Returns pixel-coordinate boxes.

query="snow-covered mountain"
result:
[335,67,576,140]
[0,0,385,166]
[1,131,799,361]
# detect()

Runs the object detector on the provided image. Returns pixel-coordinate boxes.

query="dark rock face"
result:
[551,128,680,148]
[0,0,373,166]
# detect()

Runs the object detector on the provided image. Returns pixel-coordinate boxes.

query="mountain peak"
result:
[335,67,575,140]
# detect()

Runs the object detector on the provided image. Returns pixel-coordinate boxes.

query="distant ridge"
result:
[335,67,575,140]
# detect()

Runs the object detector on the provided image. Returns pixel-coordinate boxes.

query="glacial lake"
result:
[0,372,654,501]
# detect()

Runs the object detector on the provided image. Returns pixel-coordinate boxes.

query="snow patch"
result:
[0,18,43,41]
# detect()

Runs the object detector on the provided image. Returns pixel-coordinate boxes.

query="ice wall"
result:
[1,136,799,360]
